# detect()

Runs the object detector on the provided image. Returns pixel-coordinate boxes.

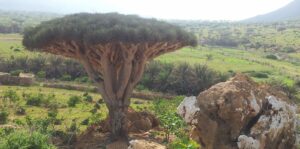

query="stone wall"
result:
[0,72,35,86]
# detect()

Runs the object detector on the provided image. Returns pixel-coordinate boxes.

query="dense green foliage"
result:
[152,97,201,148]
[67,95,81,107]
[0,110,9,124]
[0,130,56,149]
[23,13,196,50]
[140,61,228,95]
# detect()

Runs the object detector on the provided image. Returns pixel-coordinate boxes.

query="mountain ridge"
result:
[244,0,300,23]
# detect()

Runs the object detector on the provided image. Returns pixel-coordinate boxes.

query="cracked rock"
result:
[177,74,297,149]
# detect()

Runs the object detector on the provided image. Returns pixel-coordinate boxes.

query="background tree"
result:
[23,13,196,141]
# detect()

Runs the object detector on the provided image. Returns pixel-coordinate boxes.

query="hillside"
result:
[244,0,300,22]
[0,10,60,33]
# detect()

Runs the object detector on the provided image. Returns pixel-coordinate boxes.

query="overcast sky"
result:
[0,0,294,20]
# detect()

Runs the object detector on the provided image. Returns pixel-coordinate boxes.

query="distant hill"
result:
[0,10,60,33]
[244,0,300,23]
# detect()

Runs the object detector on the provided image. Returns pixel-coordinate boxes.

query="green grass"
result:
[0,85,152,132]
[0,34,39,59]
[157,47,300,85]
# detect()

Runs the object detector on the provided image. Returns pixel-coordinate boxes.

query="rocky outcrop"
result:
[177,96,200,124]
[177,74,297,149]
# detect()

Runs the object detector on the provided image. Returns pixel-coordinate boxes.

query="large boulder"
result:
[177,74,297,149]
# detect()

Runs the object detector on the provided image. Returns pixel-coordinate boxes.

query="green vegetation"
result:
[23,13,196,49]
[0,33,299,94]
[152,97,201,148]
[67,95,81,107]
[0,85,196,147]
[0,130,56,149]
[0,12,300,147]
[0,10,59,33]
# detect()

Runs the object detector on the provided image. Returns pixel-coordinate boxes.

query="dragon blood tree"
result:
[23,13,196,141]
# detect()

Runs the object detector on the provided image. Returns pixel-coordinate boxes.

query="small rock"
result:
[128,140,166,149]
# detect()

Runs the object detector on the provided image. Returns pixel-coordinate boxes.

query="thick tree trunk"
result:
[73,42,183,143]
[107,102,129,141]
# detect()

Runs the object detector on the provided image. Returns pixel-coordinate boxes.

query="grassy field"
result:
[0,85,152,132]
[1,33,300,85]
[157,47,300,85]
[0,34,40,59]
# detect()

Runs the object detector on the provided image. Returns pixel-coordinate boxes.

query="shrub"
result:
[9,69,23,76]
[80,118,89,125]
[25,116,51,134]
[67,95,81,107]
[0,110,9,124]
[140,61,229,95]
[0,130,56,149]
[2,89,20,105]
[83,92,93,103]
[169,137,200,149]
[158,112,185,142]
[47,109,58,119]
[25,93,43,106]
[75,76,90,83]
[265,54,278,60]
[14,48,21,52]
[37,71,46,78]
[61,74,72,81]
[153,97,186,142]
[24,93,55,107]
[250,71,269,78]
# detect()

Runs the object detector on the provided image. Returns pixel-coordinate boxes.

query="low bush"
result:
[24,93,56,107]
[25,116,51,134]
[80,118,89,125]
[0,110,9,124]
[25,93,43,106]
[9,69,23,76]
[140,61,229,95]
[265,54,278,60]
[249,71,269,78]
[153,97,201,147]
[2,89,20,105]
[37,71,46,78]
[67,95,81,107]
[0,130,56,149]
[169,137,200,149]
[61,74,72,81]
[83,92,93,103]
